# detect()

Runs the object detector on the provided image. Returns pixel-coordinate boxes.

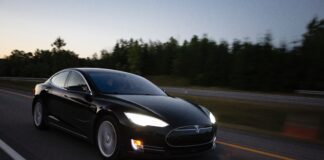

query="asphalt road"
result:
[162,87,324,107]
[0,88,323,160]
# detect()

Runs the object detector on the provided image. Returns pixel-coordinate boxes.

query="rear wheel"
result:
[96,116,120,160]
[33,100,48,129]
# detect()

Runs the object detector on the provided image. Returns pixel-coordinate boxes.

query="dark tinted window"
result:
[66,71,89,92]
[89,71,166,95]
[51,71,69,88]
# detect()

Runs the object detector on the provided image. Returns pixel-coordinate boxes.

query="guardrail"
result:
[0,77,47,82]
[295,90,324,96]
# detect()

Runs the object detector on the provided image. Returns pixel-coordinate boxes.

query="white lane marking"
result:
[0,89,33,99]
[0,138,26,160]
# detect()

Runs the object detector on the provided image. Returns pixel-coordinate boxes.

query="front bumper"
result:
[119,123,217,158]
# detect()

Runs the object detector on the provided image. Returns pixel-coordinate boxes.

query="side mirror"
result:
[84,93,92,102]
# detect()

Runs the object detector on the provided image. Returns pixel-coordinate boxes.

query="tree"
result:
[5,50,33,76]
[0,18,323,91]
[51,37,66,51]
[299,17,324,90]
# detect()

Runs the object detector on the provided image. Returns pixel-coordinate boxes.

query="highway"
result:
[0,88,324,160]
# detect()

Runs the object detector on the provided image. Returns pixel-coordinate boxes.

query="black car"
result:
[32,68,217,159]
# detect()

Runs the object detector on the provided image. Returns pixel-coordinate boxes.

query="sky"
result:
[1,0,324,58]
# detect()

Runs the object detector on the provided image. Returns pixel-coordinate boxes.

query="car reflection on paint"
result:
[32,68,217,159]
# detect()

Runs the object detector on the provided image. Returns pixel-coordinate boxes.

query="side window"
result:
[51,71,69,88]
[66,72,89,92]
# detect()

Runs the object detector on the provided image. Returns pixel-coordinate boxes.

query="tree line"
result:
[0,18,323,91]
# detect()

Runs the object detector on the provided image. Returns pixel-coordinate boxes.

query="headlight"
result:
[209,112,216,124]
[200,105,217,124]
[125,112,169,127]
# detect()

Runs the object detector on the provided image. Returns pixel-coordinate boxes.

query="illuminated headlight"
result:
[209,112,216,124]
[125,112,169,127]
[200,105,217,124]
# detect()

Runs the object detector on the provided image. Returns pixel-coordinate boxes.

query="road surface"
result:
[0,88,323,160]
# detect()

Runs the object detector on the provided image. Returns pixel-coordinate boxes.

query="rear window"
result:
[51,71,69,88]
[66,71,90,92]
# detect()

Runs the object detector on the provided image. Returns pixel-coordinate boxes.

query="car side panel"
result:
[62,90,97,137]
[46,86,70,123]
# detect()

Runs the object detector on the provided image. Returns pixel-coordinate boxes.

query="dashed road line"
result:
[0,138,25,160]
[0,89,32,99]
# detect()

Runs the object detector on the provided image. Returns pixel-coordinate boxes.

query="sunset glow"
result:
[1,0,323,58]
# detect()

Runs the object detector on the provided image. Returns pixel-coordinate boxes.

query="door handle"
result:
[64,94,69,98]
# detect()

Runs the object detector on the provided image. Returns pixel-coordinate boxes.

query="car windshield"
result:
[89,71,166,96]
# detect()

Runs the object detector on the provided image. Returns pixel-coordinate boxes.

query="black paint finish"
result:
[32,68,217,158]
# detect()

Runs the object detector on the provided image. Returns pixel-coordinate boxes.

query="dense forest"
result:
[0,18,323,91]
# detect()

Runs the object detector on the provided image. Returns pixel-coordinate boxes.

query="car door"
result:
[46,71,70,122]
[64,71,96,136]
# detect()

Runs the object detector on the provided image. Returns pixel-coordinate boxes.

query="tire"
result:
[33,99,48,129]
[96,116,120,160]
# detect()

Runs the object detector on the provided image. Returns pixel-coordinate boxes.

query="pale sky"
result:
[1,0,324,58]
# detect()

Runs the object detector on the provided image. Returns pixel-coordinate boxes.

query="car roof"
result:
[68,67,131,75]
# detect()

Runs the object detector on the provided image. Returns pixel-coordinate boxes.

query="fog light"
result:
[131,139,144,151]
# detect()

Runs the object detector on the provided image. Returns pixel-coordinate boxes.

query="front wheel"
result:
[33,100,48,129]
[96,116,120,160]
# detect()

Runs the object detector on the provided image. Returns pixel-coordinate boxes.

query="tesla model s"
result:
[32,68,217,159]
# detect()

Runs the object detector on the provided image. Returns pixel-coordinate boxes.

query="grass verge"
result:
[0,80,39,92]
[146,75,191,87]
[168,93,324,141]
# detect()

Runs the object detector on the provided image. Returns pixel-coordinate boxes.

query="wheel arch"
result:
[91,109,120,144]
[32,95,41,114]
[32,93,48,115]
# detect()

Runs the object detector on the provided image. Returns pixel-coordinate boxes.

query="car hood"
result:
[111,95,212,126]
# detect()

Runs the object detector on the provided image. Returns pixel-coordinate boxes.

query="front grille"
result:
[166,125,214,147]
